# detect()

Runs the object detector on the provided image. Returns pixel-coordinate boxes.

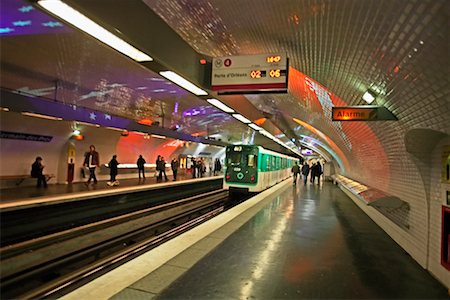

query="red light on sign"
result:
[251,176,255,181]
[267,55,281,63]
[224,58,232,67]
[226,175,230,179]
[200,59,207,65]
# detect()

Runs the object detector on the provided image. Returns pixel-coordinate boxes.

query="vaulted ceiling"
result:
[1,0,449,187]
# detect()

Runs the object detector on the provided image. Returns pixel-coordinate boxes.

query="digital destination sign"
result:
[211,53,288,94]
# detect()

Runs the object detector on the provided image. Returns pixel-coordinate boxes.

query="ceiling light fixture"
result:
[232,114,251,124]
[259,130,275,139]
[76,121,99,127]
[151,134,166,139]
[159,71,208,96]
[207,98,235,113]
[22,112,63,121]
[37,0,152,62]
[248,123,262,131]
[105,126,124,132]
[362,90,376,104]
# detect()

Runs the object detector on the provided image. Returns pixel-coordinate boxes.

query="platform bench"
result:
[0,174,54,186]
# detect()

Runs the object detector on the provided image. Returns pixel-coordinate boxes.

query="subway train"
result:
[223,145,300,192]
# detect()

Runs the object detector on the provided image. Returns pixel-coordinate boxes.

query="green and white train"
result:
[224,145,300,192]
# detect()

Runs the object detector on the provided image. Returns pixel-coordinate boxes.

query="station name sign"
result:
[332,106,397,121]
[211,53,288,94]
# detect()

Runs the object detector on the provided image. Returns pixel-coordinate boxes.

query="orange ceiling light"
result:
[138,119,153,126]
[253,117,267,126]
[292,117,350,171]
[191,131,207,137]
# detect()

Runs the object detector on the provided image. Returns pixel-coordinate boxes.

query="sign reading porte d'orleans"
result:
[211,53,288,93]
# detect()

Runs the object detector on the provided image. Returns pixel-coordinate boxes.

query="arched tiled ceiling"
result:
[1,0,289,152]
[144,0,449,190]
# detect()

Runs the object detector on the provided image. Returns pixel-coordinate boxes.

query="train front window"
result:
[227,152,242,165]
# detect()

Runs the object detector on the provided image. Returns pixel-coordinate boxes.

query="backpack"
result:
[31,162,39,178]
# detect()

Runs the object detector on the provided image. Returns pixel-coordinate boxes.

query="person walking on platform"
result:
[84,145,100,185]
[291,162,300,184]
[137,155,146,179]
[31,156,47,188]
[311,162,317,183]
[171,157,179,181]
[301,162,310,185]
[315,161,323,184]
[107,155,119,186]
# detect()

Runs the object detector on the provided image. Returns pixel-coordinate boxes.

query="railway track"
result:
[1,189,229,299]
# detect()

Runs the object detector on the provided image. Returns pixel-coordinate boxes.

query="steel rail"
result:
[1,190,228,299]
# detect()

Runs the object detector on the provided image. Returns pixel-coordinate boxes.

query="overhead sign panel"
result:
[211,53,288,94]
[332,106,397,121]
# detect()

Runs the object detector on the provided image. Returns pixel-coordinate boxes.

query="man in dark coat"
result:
[301,162,310,185]
[83,145,100,184]
[31,156,47,188]
[171,158,179,181]
[315,162,322,184]
[107,155,119,186]
[137,155,146,179]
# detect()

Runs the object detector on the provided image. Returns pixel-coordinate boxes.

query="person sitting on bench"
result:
[31,156,47,188]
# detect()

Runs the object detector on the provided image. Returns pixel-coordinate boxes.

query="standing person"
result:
[214,158,222,175]
[31,156,47,188]
[291,161,300,185]
[156,155,162,180]
[197,158,204,178]
[137,155,146,179]
[311,162,317,183]
[83,145,100,185]
[315,161,322,184]
[107,155,119,186]
[159,156,169,181]
[171,157,179,181]
[191,157,197,178]
[301,162,310,185]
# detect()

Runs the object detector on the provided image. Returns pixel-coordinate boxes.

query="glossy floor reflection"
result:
[157,182,448,299]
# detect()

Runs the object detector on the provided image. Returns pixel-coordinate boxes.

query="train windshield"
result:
[227,152,242,165]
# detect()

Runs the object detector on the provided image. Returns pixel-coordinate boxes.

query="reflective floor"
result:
[157,182,448,299]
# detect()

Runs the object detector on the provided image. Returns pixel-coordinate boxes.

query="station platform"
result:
[0,173,216,206]
[62,179,448,299]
